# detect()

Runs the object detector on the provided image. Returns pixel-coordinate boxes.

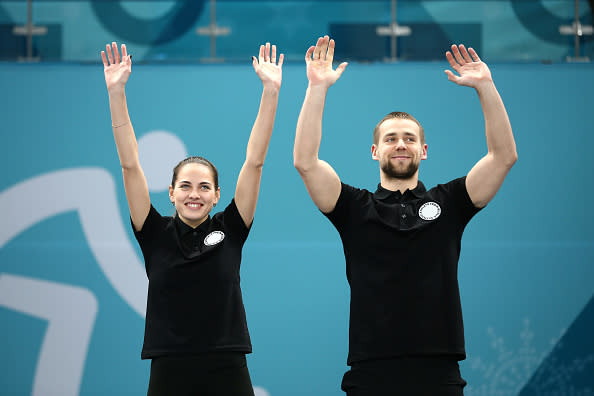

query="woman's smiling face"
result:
[169,163,220,228]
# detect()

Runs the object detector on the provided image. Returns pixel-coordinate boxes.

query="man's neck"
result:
[379,173,419,193]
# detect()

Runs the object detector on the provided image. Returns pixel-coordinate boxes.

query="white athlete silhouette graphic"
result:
[0,131,185,395]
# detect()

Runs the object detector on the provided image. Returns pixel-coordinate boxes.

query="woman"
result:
[101,41,283,396]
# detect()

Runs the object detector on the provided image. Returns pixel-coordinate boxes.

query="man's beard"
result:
[381,158,419,180]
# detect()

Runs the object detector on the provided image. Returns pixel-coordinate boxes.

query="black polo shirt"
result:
[133,199,252,359]
[324,177,481,365]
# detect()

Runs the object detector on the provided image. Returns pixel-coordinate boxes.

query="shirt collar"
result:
[373,180,426,200]
[174,213,211,237]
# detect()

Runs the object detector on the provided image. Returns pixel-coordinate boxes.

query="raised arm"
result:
[101,42,150,231]
[234,43,283,227]
[445,44,518,208]
[293,36,348,213]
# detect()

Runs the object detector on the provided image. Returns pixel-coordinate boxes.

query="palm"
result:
[101,42,131,92]
[305,36,347,88]
[307,59,339,86]
[453,61,490,86]
[104,61,131,91]
[445,44,492,88]
[252,43,284,90]
[255,62,282,90]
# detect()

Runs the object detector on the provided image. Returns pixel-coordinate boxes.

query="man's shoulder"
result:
[339,182,374,202]
[426,177,467,196]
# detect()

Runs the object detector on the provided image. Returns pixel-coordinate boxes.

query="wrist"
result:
[261,84,280,95]
[307,83,329,95]
[474,78,495,93]
[108,85,126,97]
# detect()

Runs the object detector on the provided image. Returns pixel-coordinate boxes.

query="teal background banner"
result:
[1,60,593,395]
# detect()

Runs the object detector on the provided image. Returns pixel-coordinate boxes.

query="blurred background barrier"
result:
[0,0,592,63]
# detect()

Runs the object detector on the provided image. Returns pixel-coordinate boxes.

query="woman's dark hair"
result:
[171,156,219,189]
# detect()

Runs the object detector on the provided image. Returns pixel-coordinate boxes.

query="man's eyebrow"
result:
[383,131,417,137]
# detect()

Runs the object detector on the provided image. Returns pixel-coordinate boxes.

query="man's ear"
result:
[371,144,379,161]
[421,144,428,160]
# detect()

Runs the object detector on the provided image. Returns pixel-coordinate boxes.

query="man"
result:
[293,36,517,395]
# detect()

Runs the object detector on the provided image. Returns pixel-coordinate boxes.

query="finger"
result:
[278,53,284,68]
[452,44,465,65]
[320,35,330,60]
[327,39,336,63]
[305,46,315,64]
[468,47,481,62]
[335,62,348,79]
[265,42,270,62]
[271,44,277,64]
[252,56,258,72]
[313,37,323,60]
[445,51,458,70]
[258,44,264,64]
[112,42,120,64]
[121,44,127,59]
[459,44,473,63]
[106,44,114,65]
[101,51,108,67]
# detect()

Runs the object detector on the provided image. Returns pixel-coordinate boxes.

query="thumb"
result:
[336,62,348,79]
[444,70,457,83]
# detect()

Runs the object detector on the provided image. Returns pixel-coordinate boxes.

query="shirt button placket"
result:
[193,231,200,251]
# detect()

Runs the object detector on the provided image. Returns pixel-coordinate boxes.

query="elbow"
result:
[491,147,518,171]
[293,156,312,175]
[120,162,136,171]
[506,149,518,169]
[245,157,265,170]
[120,159,141,172]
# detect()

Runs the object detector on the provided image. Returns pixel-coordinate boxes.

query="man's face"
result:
[371,118,427,180]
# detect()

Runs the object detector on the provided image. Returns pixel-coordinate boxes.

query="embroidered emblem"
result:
[204,231,225,246]
[418,202,441,221]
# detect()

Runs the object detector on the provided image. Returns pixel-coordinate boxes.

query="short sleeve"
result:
[439,177,482,225]
[323,182,367,230]
[132,205,167,259]
[218,199,251,244]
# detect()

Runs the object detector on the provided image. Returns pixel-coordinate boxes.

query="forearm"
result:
[294,84,328,172]
[244,86,279,168]
[476,81,517,166]
[109,90,140,169]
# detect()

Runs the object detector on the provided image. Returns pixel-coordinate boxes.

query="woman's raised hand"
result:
[252,42,284,91]
[101,42,132,93]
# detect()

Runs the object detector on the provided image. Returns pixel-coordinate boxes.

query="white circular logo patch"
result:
[418,202,441,221]
[204,231,225,246]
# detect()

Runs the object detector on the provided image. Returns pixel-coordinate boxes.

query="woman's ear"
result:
[169,185,175,204]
